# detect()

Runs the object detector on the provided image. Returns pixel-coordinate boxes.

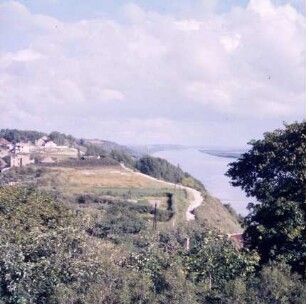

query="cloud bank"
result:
[0,0,305,146]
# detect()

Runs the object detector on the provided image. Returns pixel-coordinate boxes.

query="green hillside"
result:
[0,122,305,303]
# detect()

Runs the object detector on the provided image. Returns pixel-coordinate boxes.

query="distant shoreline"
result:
[199,150,245,159]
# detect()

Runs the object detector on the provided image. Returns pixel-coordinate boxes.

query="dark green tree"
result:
[0,129,46,143]
[110,149,135,167]
[226,121,306,275]
[49,131,76,146]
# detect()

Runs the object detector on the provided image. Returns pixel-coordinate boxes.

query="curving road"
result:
[120,163,203,221]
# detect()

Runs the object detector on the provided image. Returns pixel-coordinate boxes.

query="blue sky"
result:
[0,0,305,146]
[1,0,303,21]
[1,0,251,20]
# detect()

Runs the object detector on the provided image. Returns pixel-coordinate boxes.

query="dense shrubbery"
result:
[0,186,305,303]
[0,186,86,302]
[110,149,136,167]
[136,155,184,183]
[136,156,205,191]
[49,131,77,146]
[87,198,174,242]
[83,143,107,156]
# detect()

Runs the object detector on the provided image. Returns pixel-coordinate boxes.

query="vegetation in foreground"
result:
[1,186,305,304]
[0,121,305,303]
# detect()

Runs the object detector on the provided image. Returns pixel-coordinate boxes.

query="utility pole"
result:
[153,202,157,230]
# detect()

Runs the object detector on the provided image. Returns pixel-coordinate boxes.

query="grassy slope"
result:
[18,165,189,232]
[195,192,243,234]
[49,165,241,233]
[2,163,242,234]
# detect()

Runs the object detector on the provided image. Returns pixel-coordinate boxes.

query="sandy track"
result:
[120,164,203,221]
[185,187,203,221]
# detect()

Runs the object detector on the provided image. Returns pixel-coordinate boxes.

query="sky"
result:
[0,0,305,147]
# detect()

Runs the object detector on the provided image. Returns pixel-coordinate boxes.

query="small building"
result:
[13,143,32,154]
[10,154,34,168]
[44,141,57,148]
[35,136,57,148]
[36,136,49,147]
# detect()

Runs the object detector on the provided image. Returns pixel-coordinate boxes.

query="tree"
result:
[224,262,306,304]
[0,186,153,303]
[226,121,306,275]
[184,230,256,294]
[0,129,46,143]
[49,131,76,146]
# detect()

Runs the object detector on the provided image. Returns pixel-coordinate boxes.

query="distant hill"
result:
[129,144,188,155]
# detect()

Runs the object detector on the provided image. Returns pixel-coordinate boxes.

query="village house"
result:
[10,154,34,168]
[0,138,12,158]
[35,136,57,148]
[13,142,33,154]
[44,141,57,148]
[35,136,49,147]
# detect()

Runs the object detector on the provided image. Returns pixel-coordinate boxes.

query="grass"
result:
[194,192,243,234]
[2,164,242,234]
[41,166,175,189]
[18,165,190,232]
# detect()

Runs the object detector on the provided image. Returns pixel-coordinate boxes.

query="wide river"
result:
[153,149,252,216]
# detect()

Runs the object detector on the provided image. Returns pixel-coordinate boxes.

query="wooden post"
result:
[153,202,157,230]
[186,236,190,251]
[209,272,212,291]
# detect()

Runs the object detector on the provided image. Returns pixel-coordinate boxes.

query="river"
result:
[153,149,252,216]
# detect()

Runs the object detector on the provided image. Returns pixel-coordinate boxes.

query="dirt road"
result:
[120,164,203,221]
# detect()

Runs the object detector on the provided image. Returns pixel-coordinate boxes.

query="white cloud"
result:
[220,33,241,53]
[174,20,202,31]
[0,0,304,145]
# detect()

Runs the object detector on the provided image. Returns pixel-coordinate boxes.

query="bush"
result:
[136,156,184,183]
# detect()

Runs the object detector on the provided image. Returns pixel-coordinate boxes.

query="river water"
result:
[153,149,252,216]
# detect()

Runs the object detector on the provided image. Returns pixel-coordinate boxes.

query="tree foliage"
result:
[0,185,305,303]
[0,186,152,303]
[226,121,305,203]
[110,149,135,167]
[49,131,76,147]
[226,121,306,275]
[0,129,46,144]
[136,155,205,191]
[136,155,184,183]
[184,230,257,294]
[223,262,306,304]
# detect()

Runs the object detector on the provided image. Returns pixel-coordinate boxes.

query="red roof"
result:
[0,138,10,145]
